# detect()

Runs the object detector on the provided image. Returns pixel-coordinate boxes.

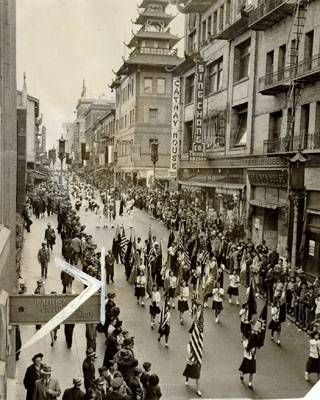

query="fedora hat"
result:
[41,365,51,375]
[86,348,96,357]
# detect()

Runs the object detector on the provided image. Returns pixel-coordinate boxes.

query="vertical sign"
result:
[169,77,180,179]
[193,61,205,153]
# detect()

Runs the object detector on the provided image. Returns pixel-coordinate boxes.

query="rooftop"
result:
[139,0,170,8]
[117,53,182,75]
[127,30,181,48]
[134,10,175,26]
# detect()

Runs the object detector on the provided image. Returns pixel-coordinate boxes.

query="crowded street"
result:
[15,176,313,399]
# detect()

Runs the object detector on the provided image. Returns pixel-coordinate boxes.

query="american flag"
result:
[159,296,170,330]
[199,249,209,266]
[189,306,204,366]
[120,235,129,264]
[178,222,185,250]
[184,247,191,270]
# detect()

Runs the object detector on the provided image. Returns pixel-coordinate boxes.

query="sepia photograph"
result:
[0,0,320,399]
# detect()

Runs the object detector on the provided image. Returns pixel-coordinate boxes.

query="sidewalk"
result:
[14,211,102,398]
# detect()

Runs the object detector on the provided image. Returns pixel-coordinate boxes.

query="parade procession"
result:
[2,0,320,400]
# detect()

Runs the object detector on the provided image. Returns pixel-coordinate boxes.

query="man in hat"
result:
[86,377,105,400]
[82,348,96,392]
[32,364,61,400]
[105,377,127,400]
[44,223,56,251]
[62,378,85,400]
[37,243,50,279]
[129,367,144,400]
[23,353,44,400]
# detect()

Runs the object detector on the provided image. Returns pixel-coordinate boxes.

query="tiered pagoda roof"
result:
[138,0,170,9]
[127,29,180,49]
[110,0,182,85]
[134,9,175,27]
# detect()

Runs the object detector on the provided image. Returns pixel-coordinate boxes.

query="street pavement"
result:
[15,196,314,399]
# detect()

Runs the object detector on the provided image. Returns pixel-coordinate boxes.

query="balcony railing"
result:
[258,66,293,95]
[263,133,320,154]
[215,13,249,41]
[248,0,295,30]
[296,53,320,81]
[131,47,178,57]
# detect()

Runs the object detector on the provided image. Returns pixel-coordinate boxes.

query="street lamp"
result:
[289,150,307,270]
[58,134,66,184]
[150,139,159,186]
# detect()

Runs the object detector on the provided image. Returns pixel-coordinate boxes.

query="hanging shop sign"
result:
[9,294,100,325]
[169,77,180,179]
[248,170,288,187]
[193,61,205,153]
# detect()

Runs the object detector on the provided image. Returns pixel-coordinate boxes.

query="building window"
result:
[234,39,251,82]
[201,20,206,42]
[265,50,274,84]
[278,44,286,80]
[226,0,231,25]
[144,77,153,94]
[157,78,166,94]
[207,57,223,94]
[231,104,248,147]
[185,74,195,104]
[213,11,218,35]
[188,31,197,54]
[269,111,282,140]
[149,108,158,122]
[207,16,212,37]
[219,5,224,31]
[301,103,310,134]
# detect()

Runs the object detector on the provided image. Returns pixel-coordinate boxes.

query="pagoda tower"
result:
[110,0,182,186]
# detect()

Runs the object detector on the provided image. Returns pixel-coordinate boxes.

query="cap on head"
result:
[73,378,82,386]
[32,353,44,362]
[86,348,96,358]
[111,377,124,389]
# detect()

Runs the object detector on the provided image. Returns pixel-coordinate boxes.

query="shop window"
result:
[185,74,195,104]
[144,77,153,94]
[234,39,251,82]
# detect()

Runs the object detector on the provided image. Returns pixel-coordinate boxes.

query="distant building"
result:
[41,125,47,154]
[0,0,17,397]
[110,0,182,186]
[17,74,46,205]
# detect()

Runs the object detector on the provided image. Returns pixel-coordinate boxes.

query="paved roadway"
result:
[15,196,314,399]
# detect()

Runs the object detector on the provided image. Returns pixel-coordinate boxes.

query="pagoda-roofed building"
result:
[110,0,182,186]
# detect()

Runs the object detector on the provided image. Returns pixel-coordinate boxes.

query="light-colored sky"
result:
[16,0,185,149]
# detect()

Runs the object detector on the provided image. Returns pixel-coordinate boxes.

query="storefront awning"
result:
[178,180,245,191]
[249,199,282,210]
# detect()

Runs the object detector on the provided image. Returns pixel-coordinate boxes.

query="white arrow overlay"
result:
[20,248,106,351]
